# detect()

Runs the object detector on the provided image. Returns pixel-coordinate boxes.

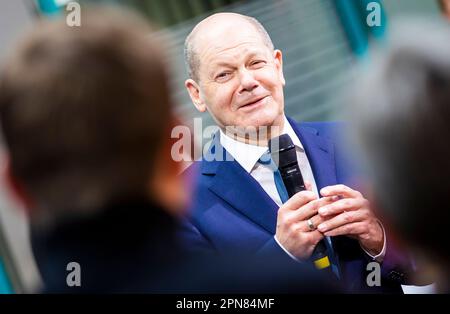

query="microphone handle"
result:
[279,163,332,270]
[278,162,305,195]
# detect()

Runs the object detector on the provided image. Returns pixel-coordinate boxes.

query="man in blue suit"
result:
[182,12,413,293]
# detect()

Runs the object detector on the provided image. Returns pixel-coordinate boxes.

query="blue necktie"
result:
[259,151,340,278]
[259,151,289,203]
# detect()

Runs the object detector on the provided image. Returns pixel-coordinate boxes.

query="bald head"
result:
[184,13,274,82]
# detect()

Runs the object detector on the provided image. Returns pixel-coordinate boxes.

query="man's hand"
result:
[275,190,338,260]
[317,184,384,256]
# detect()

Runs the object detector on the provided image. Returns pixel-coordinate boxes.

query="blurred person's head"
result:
[350,19,450,291]
[439,0,450,20]
[184,13,286,143]
[0,8,187,227]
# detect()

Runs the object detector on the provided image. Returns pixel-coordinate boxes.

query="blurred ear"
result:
[185,79,207,112]
[149,116,190,217]
[274,49,286,86]
[1,155,34,212]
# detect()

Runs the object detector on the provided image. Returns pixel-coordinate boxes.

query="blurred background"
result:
[0,0,445,293]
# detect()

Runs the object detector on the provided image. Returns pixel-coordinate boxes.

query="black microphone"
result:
[269,134,331,271]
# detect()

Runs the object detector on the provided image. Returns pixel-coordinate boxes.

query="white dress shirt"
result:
[219,116,386,262]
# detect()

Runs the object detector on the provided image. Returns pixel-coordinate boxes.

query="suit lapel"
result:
[289,119,339,190]
[202,133,279,234]
[200,120,340,235]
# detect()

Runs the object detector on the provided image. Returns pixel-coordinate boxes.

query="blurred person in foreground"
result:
[440,0,450,20]
[0,8,334,293]
[350,18,450,293]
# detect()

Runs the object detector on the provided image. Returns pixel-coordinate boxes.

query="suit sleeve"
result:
[256,237,300,263]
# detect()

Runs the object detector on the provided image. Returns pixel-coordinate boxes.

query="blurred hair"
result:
[351,18,450,265]
[184,14,274,82]
[0,8,171,224]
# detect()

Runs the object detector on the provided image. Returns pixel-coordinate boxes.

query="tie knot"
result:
[258,151,272,165]
[258,151,278,172]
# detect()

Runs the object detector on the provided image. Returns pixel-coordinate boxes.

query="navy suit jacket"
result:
[183,118,412,293]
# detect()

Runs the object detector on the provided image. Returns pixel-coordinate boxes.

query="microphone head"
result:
[269,134,297,168]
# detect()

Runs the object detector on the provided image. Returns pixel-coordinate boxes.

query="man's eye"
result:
[250,60,266,68]
[216,72,231,80]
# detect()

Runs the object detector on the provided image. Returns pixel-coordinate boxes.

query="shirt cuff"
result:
[274,235,301,262]
[361,220,386,263]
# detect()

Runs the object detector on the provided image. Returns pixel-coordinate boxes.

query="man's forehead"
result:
[204,38,266,58]
[196,30,266,61]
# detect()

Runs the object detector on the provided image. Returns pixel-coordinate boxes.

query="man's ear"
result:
[273,49,286,86]
[185,79,207,112]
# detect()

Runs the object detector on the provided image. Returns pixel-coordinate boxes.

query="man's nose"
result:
[238,69,259,94]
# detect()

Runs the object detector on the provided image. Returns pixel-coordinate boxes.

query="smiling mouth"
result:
[239,96,269,110]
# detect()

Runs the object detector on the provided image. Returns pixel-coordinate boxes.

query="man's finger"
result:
[318,197,368,217]
[293,197,337,222]
[323,222,366,237]
[320,184,362,199]
[307,230,325,247]
[281,190,317,212]
[297,214,328,232]
[304,180,313,192]
[317,209,369,233]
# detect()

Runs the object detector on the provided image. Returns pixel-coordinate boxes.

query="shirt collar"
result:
[219,116,304,173]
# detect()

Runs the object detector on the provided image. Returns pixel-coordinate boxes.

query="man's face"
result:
[186,21,286,135]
